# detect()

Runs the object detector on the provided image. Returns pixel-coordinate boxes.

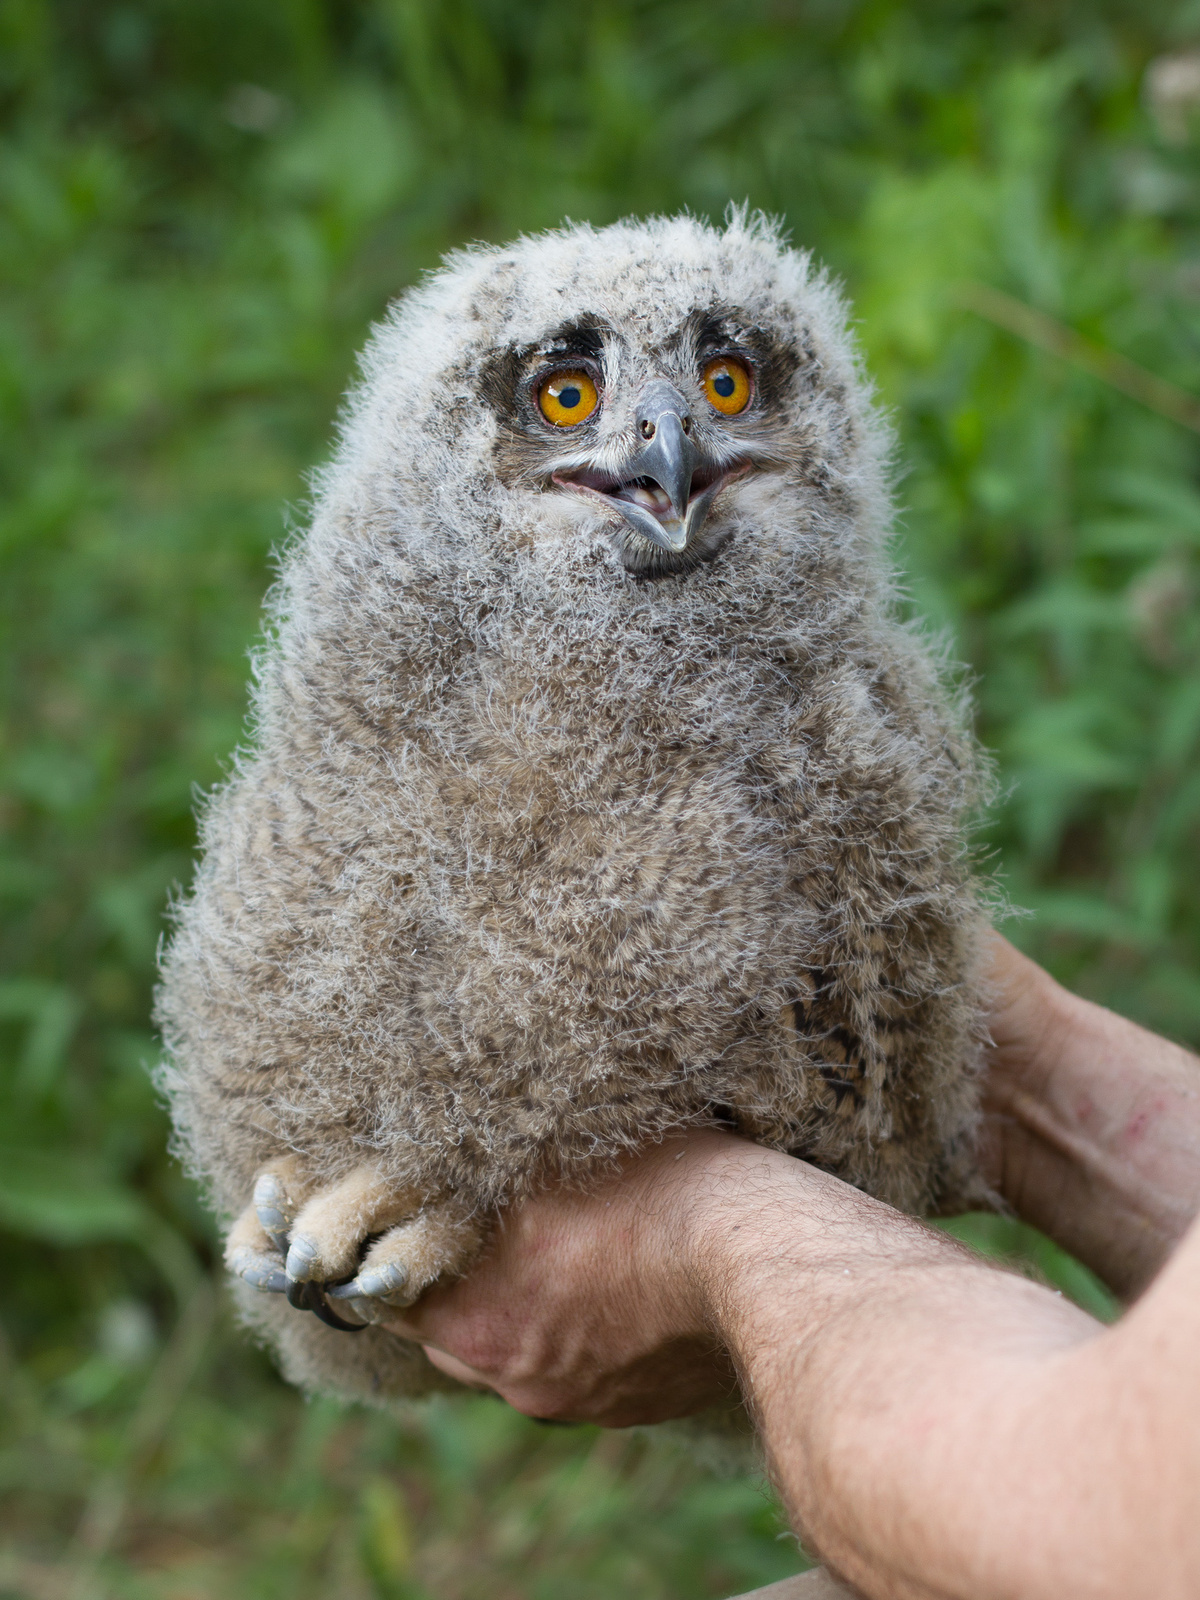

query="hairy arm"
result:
[703,1142,1200,1599]
[387,1133,1200,1598]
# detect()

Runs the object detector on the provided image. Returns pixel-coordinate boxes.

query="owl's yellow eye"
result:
[702,356,752,416]
[538,368,599,427]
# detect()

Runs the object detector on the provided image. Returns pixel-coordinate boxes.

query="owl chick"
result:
[155,211,991,1408]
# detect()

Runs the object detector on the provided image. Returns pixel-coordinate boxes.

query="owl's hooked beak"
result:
[552,380,751,557]
[618,381,699,553]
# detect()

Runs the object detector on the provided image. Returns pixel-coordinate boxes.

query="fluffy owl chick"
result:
[155,211,991,1408]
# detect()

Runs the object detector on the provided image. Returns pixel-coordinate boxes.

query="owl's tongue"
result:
[557,468,684,534]
[624,480,676,520]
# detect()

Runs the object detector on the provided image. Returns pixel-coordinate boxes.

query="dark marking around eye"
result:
[478,315,612,485]
[667,303,806,422]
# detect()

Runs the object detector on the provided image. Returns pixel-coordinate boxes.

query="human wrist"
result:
[633,1133,769,1345]
[676,1141,959,1388]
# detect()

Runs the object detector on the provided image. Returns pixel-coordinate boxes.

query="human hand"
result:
[978,930,1200,1297]
[974,929,1072,1200]
[390,1054,1200,1598]
[380,1130,744,1425]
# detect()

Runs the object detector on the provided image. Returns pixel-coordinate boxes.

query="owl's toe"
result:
[325,1198,485,1314]
[225,1198,287,1292]
[253,1163,304,1254]
[283,1231,320,1282]
[228,1164,484,1332]
[326,1257,410,1316]
[228,1244,288,1293]
[352,1260,412,1299]
[282,1164,423,1290]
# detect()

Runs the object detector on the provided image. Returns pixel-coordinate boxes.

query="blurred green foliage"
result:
[2,0,1199,1592]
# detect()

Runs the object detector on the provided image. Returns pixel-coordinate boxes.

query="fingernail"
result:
[319,1291,382,1323]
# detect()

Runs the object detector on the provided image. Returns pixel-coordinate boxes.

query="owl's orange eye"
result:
[702,356,752,416]
[538,368,599,427]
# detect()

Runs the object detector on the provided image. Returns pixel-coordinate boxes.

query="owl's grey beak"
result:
[622,382,699,554]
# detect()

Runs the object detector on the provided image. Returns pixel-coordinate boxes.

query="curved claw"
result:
[284,1276,368,1332]
[285,1275,316,1311]
[238,1165,480,1335]
[308,1290,369,1333]
[228,1244,288,1294]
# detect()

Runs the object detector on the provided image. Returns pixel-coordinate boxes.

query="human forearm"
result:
[388,1131,1200,1595]
[982,935,1200,1297]
[697,1142,1200,1600]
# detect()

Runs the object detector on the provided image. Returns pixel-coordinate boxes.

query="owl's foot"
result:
[225,1160,483,1331]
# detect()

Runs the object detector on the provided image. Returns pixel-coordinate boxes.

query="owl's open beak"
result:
[552,380,751,557]
[620,382,698,553]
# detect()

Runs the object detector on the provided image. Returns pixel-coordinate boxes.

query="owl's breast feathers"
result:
[244,550,975,1198]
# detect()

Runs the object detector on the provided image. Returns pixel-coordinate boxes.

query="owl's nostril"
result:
[640,419,656,440]
[681,415,692,434]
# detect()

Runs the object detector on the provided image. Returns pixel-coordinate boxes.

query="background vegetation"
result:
[3,0,1200,1593]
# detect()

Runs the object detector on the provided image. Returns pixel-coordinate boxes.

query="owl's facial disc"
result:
[552,380,754,560]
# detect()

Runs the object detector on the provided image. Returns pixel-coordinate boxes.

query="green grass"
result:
[2,1,1200,1593]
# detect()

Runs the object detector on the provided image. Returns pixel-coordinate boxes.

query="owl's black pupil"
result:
[558,384,581,409]
[714,371,735,397]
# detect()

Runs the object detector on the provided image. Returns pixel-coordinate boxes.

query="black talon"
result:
[286,1276,315,1311]
[285,1275,366,1331]
[308,1285,369,1333]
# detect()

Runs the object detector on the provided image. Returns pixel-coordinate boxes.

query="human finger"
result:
[420,1345,496,1390]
